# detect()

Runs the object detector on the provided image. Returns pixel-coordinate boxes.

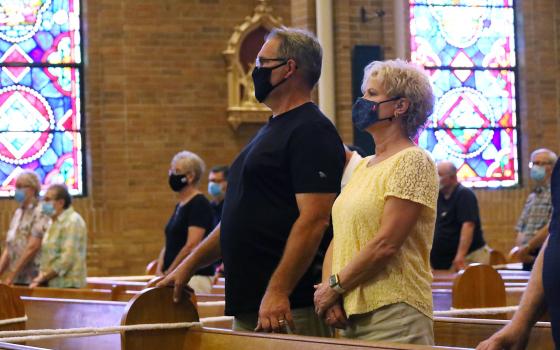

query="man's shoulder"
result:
[456,184,478,200]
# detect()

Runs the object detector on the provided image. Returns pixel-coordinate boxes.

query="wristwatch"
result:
[328,273,346,294]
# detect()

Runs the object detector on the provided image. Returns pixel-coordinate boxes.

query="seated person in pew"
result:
[478,158,560,350]
[156,27,345,336]
[431,161,489,271]
[0,171,50,285]
[313,59,438,345]
[156,151,215,293]
[515,148,557,271]
[29,184,87,288]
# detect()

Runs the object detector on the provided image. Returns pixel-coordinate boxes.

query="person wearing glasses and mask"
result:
[156,27,345,336]
[515,148,558,270]
[30,184,86,288]
[0,171,50,285]
[313,59,438,345]
[154,150,214,293]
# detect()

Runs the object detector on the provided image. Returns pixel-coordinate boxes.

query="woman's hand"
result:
[324,301,348,329]
[29,273,45,288]
[313,282,340,317]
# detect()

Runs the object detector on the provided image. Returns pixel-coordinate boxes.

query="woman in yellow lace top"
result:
[313,59,438,345]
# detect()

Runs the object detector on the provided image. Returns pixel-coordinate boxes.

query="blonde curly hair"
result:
[361,59,434,138]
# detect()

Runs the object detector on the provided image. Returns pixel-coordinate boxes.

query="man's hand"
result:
[476,324,529,350]
[313,282,340,317]
[323,302,347,329]
[452,255,466,271]
[155,263,194,303]
[255,289,295,333]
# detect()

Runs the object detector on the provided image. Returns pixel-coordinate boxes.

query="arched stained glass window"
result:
[410,0,518,188]
[0,0,83,197]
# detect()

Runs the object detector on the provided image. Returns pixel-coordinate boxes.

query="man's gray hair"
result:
[266,27,322,88]
[531,148,558,164]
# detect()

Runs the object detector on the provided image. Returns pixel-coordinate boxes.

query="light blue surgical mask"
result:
[530,165,546,182]
[14,189,26,203]
[41,202,55,216]
[208,181,223,197]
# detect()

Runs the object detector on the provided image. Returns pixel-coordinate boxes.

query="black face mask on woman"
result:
[168,174,189,192]
[351,96,401,131]
[251,60,289,103]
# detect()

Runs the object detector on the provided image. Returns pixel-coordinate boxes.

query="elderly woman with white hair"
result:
[155,150,215,293]
[0,171,50,285]
[314,59,438,345]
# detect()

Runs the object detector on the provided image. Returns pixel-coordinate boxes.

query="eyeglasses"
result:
[529,161,553,168]
[255,57,287,68]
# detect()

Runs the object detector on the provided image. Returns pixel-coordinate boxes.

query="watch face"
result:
[329,274,337,288]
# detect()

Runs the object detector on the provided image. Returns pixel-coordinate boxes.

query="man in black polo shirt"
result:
[431,161,488,271]
[157,27,345,336]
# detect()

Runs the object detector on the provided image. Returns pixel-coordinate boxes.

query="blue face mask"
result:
[14,189,26,203]
[41,202,55,216]
[530,165,546,182]
[208,181,223,197]
[351,97,401,131]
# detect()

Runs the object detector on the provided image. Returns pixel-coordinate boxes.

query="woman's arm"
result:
[155,247,165,276]
[322,240,333,282]
[337,196,423,290]
[4,236,41,285]
[314,196,423,315]
[165,226,205,273]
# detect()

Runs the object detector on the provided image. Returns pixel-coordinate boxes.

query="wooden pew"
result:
[0,284,25,332]
[0,285,553,350]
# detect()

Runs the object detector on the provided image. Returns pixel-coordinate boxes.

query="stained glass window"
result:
[0,0,83,196]
[410,0,518,188]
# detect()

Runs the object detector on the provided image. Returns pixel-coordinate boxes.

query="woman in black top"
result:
[156,150,214,293]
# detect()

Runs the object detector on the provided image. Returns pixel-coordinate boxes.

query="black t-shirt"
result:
[430,184,486,269]
[220,102,345,316]
[163,194,214,275]
[210,200,224,229]
[543,161,560,349]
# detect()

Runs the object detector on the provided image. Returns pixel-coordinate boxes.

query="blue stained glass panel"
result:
[0,0,81,64]
[427,69,516,129]
[410,0,518,188]
[410,0,513,7]
[410,4,514,68]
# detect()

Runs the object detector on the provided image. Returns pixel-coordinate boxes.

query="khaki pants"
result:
[187,275,213,294]
[341,303,434,345]
[465,245,491,265]
[233,306,331,337]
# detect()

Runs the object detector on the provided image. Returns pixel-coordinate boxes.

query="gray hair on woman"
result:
[171,151,205,185]
[266,27,322,88]
[361,59,434,138]
[16,170,41,196]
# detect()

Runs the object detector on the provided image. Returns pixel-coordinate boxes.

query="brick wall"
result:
[0,0,558,275]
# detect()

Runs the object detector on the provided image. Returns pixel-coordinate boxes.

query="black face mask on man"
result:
[168,173,189,192]
[251,60,289,103]
[351,97,401,131]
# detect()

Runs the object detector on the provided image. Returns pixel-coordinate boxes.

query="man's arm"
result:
[256,192,336,333]
[519,224,549,264]
[155,223,222,302]
[477,237,548,350]
[453,221,475,271]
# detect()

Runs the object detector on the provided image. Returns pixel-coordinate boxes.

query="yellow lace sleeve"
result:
[385,149,438,210]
